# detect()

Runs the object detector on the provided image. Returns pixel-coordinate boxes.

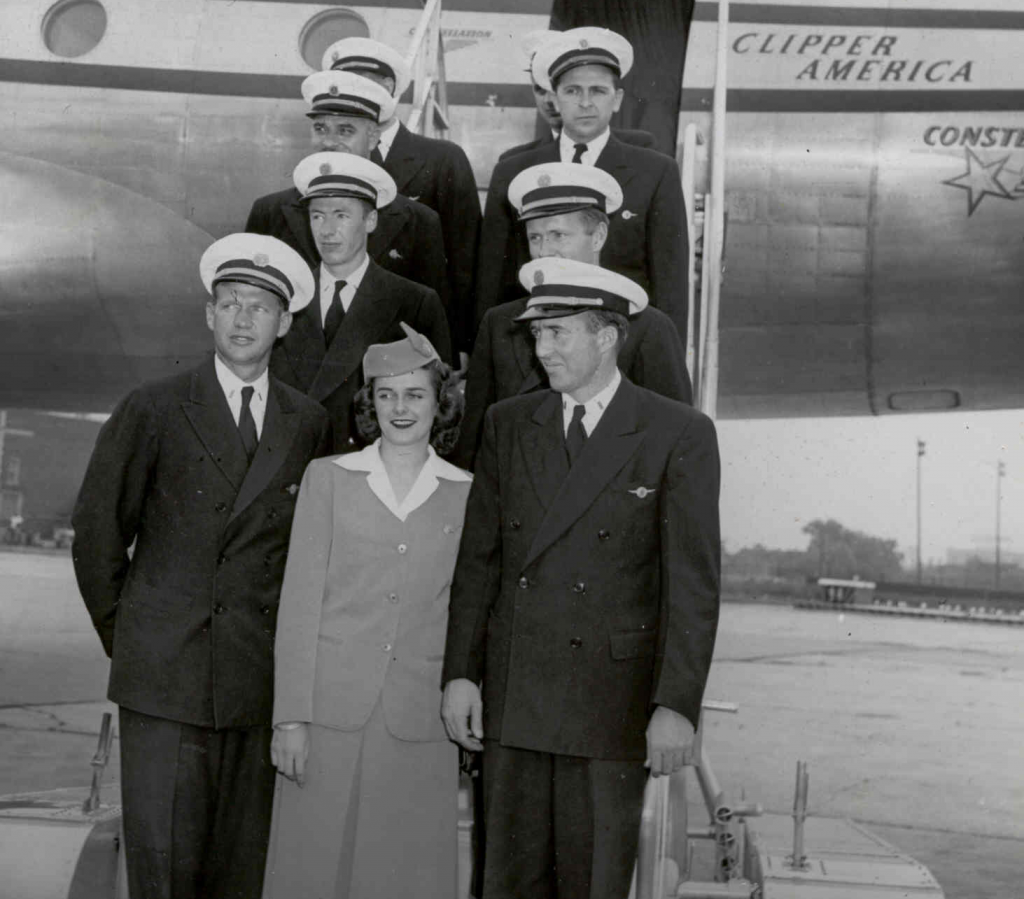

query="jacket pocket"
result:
[609,629,657,660]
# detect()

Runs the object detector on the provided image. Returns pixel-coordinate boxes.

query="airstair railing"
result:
[404,0,450,138]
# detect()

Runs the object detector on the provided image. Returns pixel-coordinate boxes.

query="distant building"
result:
[946,547,1024,567]
[1,410,103,542]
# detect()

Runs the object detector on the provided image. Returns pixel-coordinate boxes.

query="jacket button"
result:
[213,604,226,615]
[569,638,583,649]
[397,543,408,554]
[216,554,226,566]
[215,502,227,513]
[268,508,278,519]
[261,605,271,615]
[573,581,586,594]
[388,592,399,604]
[510,518,521,530]
[518,576,529,589]
[382,643,392,652]
[598,529,610,541]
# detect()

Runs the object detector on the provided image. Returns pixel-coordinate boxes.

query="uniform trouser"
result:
[481,741,648,899]
[118,707,275,899]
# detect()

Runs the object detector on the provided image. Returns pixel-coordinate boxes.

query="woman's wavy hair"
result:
[353,359,465,456]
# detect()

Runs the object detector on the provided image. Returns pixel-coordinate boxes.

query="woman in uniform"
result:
[263,322,470,899]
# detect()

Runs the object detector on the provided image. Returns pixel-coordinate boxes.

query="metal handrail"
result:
[404,0,450,138]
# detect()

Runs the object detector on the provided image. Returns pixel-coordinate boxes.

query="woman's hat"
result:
[363,322,440,379]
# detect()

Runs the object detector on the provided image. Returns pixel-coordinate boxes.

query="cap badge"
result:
[319,162,332,176]
[580,39,589,48]
[538,174,552,188]
[534,270,544,285]
[328,84,339,96]
[628,486,654,499]
[253,253,269,267]
[331,51,340,62]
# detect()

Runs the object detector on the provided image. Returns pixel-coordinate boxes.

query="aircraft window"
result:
[42,0,107,58]
[299,9,370,70]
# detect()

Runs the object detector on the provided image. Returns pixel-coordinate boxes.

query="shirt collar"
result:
[320,252,370,293]
[559,127,611,163]
[376,118,401,161]
[562,367,621,416]
[214,354,269,400]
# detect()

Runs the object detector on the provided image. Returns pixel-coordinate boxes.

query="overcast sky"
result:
[717,409,1024,567]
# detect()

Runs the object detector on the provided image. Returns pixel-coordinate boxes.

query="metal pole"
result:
[916,440,925,584]
[996,461,1005,588]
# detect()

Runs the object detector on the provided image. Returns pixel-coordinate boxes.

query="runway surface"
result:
[1,550,1021,898]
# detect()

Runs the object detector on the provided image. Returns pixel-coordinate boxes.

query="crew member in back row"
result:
[246,70,450,315]
[475,27,688,340]
[269,151,451,453]
[499,29,655,161]
[72,234,331,899]
[453,162,692,470]
[322,37,481,358]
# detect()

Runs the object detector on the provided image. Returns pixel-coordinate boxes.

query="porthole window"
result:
[42,0,107,58]
[299,9,370,70]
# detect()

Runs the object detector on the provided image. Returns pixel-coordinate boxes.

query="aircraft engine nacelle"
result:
[0,151,213,413]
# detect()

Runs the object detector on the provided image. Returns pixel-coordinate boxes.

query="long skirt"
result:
[262,700,458,899]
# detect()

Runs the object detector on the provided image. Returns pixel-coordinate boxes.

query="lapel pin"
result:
[628,486,654,499]
[621,210,636,220]
[389,249,403,259]
[409,195,421,202]
[286,483,299,495]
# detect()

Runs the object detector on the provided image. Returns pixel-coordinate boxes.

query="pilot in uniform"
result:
[269,150,451,453]
[71,234,331,899]
[322,38,482,357]
[442,257,721,899]
[475,28,689,341]
[499,29,656,162]
[454,162,692,470]
[246,70,451,313]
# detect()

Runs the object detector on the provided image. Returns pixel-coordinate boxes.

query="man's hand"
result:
[441,678,484,751]
[645,706,695,777]
[270,723,310,787]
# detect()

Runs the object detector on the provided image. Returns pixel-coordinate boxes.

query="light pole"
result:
[996,460,1006,589]
[916,439,926,584]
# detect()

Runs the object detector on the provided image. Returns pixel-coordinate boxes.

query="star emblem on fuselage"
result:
[942,147,1015,216]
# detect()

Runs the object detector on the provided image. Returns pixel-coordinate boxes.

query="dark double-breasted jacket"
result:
[452,297,693,470]
[382,123,482,355]
[269,259,452,453]
[475,135,689,340]
[72,358,331,729]
[245,185,450,313]
[442,377,721,760]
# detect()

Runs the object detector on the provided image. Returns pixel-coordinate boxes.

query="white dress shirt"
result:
[214,354,269,439]
[375,117,401,163]
[561,368,621,437]
[558,127,611,166]
[335,439,472,522]
[318,254,371,327]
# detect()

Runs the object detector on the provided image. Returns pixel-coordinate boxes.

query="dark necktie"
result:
[323,280,347,346]
[238,385,258,462]
[565,403,587,465]
[370,146,385,167]
[571,142,587,163]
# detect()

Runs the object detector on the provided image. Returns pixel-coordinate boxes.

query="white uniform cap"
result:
[531,27,633,92]
[508,162,623,221]
[293,152,397,209]
[200,234,314,313]
[321,37,412,100]
[515,257,648,321]
[301,70,397,123]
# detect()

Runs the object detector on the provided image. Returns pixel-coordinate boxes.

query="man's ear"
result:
[276,309,293,338]
[612,88,624,114]
[365,208,379,234]
[592,220,609,254]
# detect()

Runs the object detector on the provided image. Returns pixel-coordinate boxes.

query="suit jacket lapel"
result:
[523,378,645,570]
[282,192,319,264]
[230,380,298,521]
[181,359,249,491]
[278,271,326,392]
[385,125,429,196]
[517,392,569,514]
[308,261,399,401]
[368,198,411,262]
[595,135,637,192]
